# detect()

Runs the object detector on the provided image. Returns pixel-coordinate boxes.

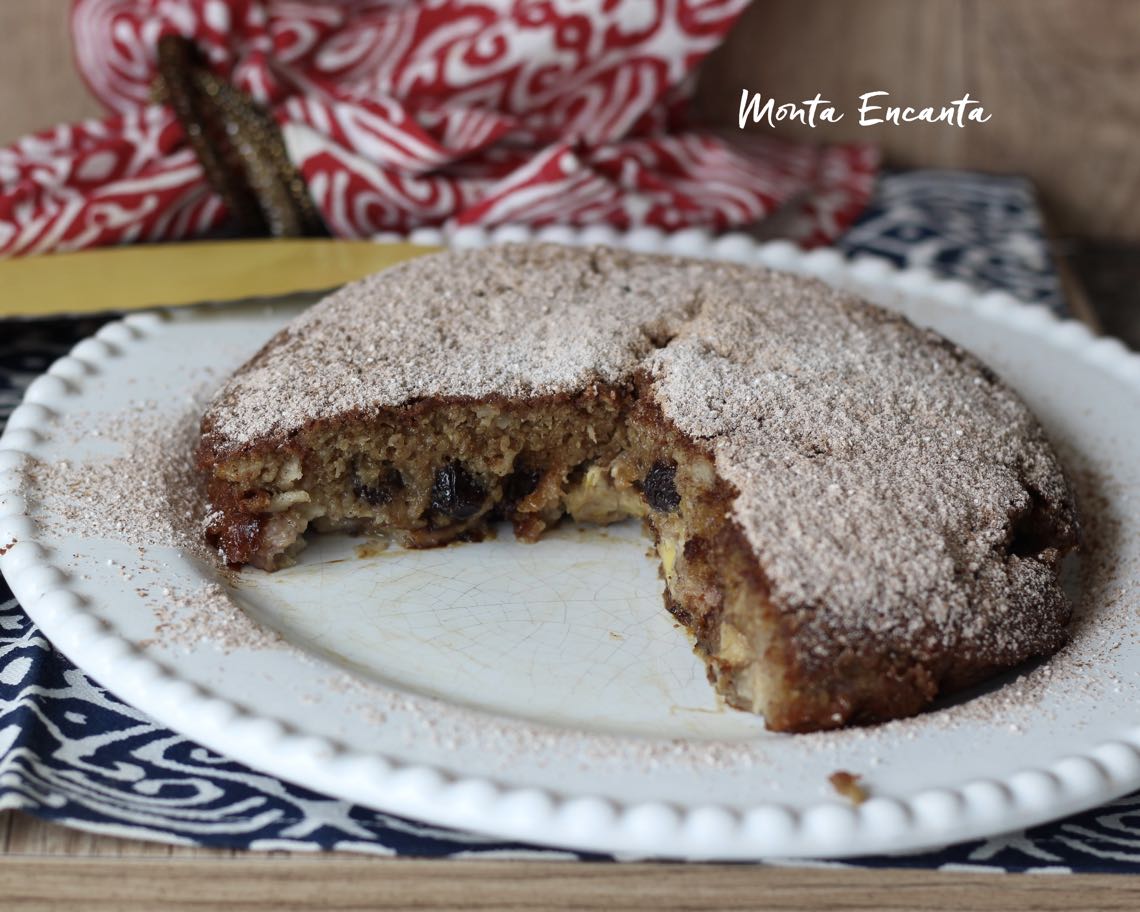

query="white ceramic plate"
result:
[2,227,1139,860]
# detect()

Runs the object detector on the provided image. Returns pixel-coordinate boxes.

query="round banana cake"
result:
[196,244,1078,733]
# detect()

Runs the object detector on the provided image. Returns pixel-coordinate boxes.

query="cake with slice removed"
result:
[196,244,1078,733]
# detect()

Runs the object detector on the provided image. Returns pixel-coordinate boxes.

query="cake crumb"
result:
[829,770,868,805]
[355,539,390,559]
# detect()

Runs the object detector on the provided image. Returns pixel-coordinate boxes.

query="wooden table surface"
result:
[4,810,1140,911]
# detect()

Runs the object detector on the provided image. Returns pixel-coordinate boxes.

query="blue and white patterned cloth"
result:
[836,170,1065,314]
[3,171,1138,869]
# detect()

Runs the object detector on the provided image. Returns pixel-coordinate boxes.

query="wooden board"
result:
[0,239,437,317]
[3,812,1140,912]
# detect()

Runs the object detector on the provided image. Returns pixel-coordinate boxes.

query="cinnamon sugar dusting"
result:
[153,581,283,653]
[28,399,212,556]
[25,395,268,653]
[646,265,1076,665]
[201,245,707,453]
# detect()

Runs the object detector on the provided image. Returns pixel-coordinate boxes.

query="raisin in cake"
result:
[196,244,1078,733]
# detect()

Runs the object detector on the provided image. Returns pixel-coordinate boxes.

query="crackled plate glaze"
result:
[2,228,1139,859]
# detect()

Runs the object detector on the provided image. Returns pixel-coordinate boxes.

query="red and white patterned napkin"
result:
[0,0,878,257]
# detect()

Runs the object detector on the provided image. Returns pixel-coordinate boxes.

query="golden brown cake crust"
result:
[196,244,1079,732]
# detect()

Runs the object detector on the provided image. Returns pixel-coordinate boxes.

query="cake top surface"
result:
[203,244,707,447]
[201,244,1076,661]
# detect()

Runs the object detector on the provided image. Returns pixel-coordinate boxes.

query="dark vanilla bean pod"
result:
[153,35,325,238]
